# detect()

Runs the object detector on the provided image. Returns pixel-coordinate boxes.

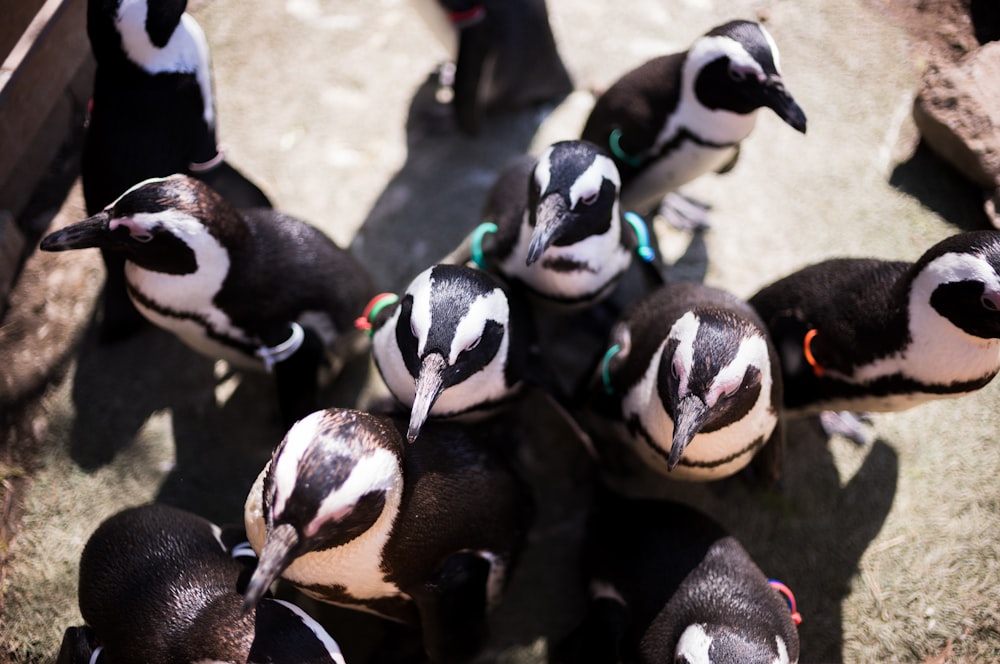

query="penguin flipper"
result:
[56,626,99,664]
[271,325,325,427]
[410,551,492,663]
[453,17,494,135]
[749,414,786,489]
[548,596,628,664]
[715,143,741,174]
[194,161,273,209]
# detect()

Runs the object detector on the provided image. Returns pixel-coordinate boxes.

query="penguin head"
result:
[525,140,622,266]
[675,623,794,664]
[41,174,244,276]
[913,231,1000,340]
[243,409,403,613]
[688,20,806,133]
[657,309,772,471]
[370,264,516,442]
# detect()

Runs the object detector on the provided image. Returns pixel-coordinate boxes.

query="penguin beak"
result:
[762,77,807,134]
[526,194,569,266]
[408,353,448,443]
[241,522,299,614]
[39,212,112,252]
[452,13,492,135]
[668,395,710,471]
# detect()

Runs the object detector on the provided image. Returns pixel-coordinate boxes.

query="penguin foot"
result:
[818,410,875,445]
[656,191,713,231]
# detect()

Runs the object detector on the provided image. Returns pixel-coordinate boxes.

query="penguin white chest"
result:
[499,220,631,302]
[123,217,262,370]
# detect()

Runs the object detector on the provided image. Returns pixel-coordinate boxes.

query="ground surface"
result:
[2,1,999,663]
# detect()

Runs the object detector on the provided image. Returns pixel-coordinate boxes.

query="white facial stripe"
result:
[687,34,763,78]
[774,635,791,664]
[668,311,700,397]
[707,333,768,407]
[406,269,435,357]
[675,624,713,663]
[760,24,783,73]
[450,289,508,364]
[918,251,1000,294]
[307,447,397,538]
[115,0,215,127]
[270,599,347,663]
[535,147,554,194]
[568,157,616,207]
[114,176,171,205]
[271,412,326,518]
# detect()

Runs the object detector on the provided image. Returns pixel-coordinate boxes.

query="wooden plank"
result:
[0,0,90,217]
[0,1,47,63]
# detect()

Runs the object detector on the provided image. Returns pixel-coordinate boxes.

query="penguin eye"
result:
[463,335,481,352]
[132,231,153,243]
[670,359,680,380]
[579,190,600,207]
[981,295,999,312]
[409,317,419,339]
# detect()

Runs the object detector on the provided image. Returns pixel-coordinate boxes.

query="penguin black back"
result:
[63,502,344,664]
[749,230,1000,414]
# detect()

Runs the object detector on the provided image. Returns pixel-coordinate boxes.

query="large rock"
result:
[913,42,1000,225]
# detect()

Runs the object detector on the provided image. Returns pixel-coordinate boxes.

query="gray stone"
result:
[913,41,1000,191]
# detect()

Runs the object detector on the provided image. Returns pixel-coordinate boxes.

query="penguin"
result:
[550,489,801,664]
[56,502,345,664]
[580,20,807,225]
[362,263,529,442]
[584,281,784,484]
[39,174,374,425]
[748,230,1000,421]
[409,0,573,134]
[84,0,271,342]
[242,408,535,663]
[452,139,660,309]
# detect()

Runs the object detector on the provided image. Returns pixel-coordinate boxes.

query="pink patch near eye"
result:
[109,218,151,241]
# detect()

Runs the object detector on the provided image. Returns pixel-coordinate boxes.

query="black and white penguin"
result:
[584,281,784,483]
[56,502,345,664]
[551,490,801,664]
[40,175,374,425]
[84,0,271,341]
[749,231,1000,419]
[580,20,807,223]
[453,139,659,308]
[363,263,529,442]
[242,408,535,663]
[409,0,573,134]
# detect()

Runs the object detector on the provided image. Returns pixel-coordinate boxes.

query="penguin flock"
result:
[32,1,1000,662]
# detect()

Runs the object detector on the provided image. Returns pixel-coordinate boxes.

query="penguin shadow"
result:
[348,68,561,293]
[889,141,992,231]
[65,307,300,525]
[65,317,218,472]
[640,417,900,663]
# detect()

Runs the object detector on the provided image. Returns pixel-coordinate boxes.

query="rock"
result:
[913,41,1000,193]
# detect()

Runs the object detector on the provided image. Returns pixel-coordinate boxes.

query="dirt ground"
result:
[2,0,999,662]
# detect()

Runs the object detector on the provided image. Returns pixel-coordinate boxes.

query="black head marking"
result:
[145,0,187,48]
[920,231,1000,339]
[706,20,778,74]
[658,310,765,434]
[397,265,507,382]
[528,141,619,246]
